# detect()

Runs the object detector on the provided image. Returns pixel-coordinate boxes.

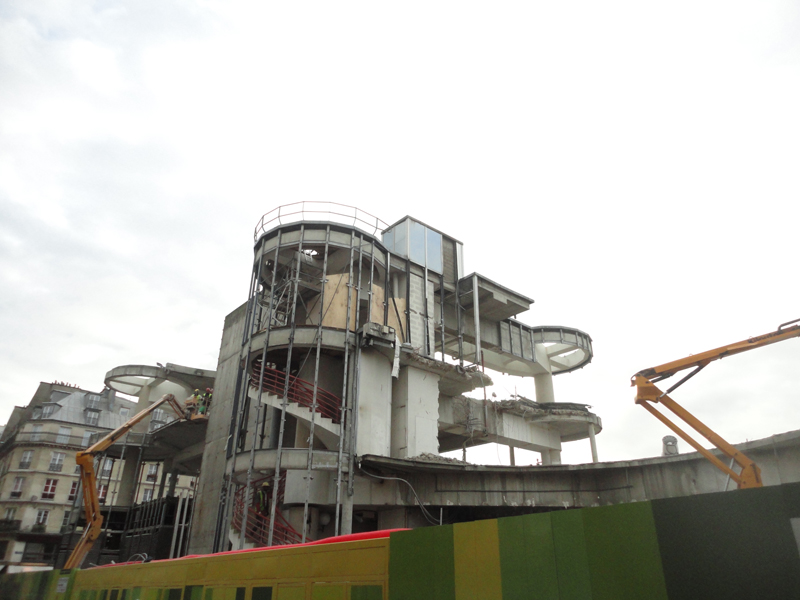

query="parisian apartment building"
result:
[0,382,195,568]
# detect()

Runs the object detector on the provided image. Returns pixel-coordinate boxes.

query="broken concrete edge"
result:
[358,428,800,474]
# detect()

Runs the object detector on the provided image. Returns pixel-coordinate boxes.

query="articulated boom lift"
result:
[632,318,800,489]
[64,393,185,569]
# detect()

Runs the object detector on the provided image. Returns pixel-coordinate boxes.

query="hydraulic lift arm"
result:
[64,393,185,569]
[632,318,800,489]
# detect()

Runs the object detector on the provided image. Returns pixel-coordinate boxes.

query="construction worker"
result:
[184,391,199,419]
[203,388,213,415]
[257,481,270,515]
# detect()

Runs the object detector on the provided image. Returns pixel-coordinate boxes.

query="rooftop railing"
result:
[254,202,390,241]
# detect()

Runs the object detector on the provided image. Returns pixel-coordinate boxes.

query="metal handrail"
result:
[254,202,389,241]
[249,361,342,424]
[231,474,305,546]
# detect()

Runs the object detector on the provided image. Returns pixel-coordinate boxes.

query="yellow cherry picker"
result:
[632,318,800,489]
[64,394,185,569]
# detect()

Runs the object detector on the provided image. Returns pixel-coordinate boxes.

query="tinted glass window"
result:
[426,228,442,272]
[393,221,407,258]
[409,220,426,265]
[382,229,393,253]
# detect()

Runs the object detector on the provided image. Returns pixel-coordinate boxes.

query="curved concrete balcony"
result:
[228,449,347,485]
[105,363,216,397]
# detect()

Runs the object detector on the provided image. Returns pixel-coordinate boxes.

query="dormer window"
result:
[85,395,102,410]
[85,410,100,427]
[41,404,55,419]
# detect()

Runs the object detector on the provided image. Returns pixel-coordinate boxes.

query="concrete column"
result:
[168,471,179,497]
[391,366,440,459]
[117,452,141,506]
[509,445,516,466]
[355,350,392,456]
[588,424,599,463]
[472,274,481,364]
[534,373,555,404]
[541,449,562,466]
[340,491,354,535]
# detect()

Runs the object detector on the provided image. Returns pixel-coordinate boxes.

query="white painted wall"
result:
[391,366,440,458]
[355,350,393,456]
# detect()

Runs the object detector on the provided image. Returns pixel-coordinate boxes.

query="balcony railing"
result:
[9,431,92,448]
[18,461,31,469]
[0,519,21,532]
[48,463,63,472]
[10,491,22,499]
[254,202,389,241]
[249,360,343,424]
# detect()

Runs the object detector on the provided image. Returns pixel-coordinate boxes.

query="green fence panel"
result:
[653,485,800,600]
[582,502,668,600]
[551,510,592,600]
[497,513,559,600]
[389,525,455,600]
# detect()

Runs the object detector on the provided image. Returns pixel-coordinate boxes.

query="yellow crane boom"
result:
[64,393,185,569]
[632,318,800,489]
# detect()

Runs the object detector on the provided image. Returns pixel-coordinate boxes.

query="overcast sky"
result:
[2,1,799,466]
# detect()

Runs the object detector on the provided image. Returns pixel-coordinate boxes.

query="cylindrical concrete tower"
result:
[192,203,600,555]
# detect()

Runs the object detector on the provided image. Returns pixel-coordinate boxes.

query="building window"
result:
[11,477,24,498]
[56,427,72,445]
[82,430,94,447]
[382,218,444,273]
[98,484,108,504]
[120,407,130,419]
[4,507,17,520]
[142,488,153,502]
[42,479,58,500]
[149,408,168,432]
[35,509,49,525]
[61,510,71,529]
[101,458,113,478]
[74,465,81,474]
[32,407,42,420]
[146,464,159,482]
[68,480,80,501]
[18,450,33,470]
[30,424,43,442]
[85,410,100,426]
[86,395,102,410]
[49,452,65,472]
[41,404,56,419]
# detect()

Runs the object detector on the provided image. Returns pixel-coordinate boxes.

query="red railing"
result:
[231,473,306,546]
[249,360,342,424]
